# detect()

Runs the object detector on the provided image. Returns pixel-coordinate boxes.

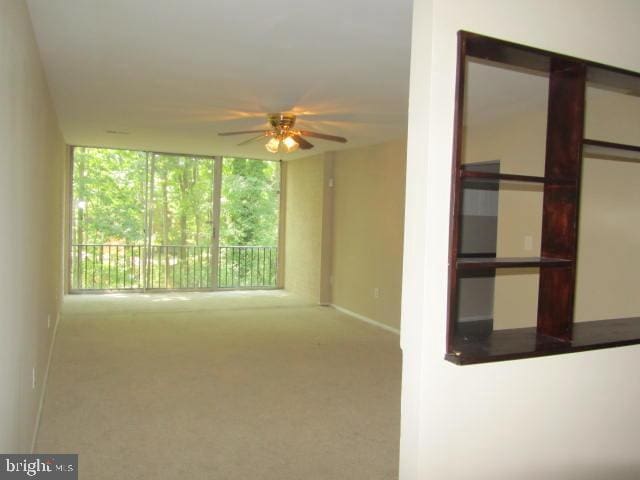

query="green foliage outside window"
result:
[71,147,280,290]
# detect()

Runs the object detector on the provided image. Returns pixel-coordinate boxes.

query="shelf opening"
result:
[462,57,549,178]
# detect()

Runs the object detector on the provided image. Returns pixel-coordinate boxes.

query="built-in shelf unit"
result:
[446,31,640,365]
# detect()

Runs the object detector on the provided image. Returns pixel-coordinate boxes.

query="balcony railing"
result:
[70,244,278,291]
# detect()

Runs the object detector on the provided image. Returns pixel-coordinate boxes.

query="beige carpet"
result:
[36,291,401,479]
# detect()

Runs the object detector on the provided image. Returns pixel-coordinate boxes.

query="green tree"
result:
[73,147,147,244]
[219,157,280,246]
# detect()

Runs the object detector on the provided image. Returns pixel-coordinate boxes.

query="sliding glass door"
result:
[218,157,280,288]
[70,147,280,292]
[145,153,215,289]
[71,148,148,290]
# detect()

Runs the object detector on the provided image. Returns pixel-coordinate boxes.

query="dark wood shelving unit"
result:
[456,257,572,270]
[446,31,640,365]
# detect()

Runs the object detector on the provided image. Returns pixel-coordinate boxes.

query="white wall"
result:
[0,0,67,452]
[400,1,640,479]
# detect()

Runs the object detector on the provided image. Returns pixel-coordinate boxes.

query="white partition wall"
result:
[400,1,640,478]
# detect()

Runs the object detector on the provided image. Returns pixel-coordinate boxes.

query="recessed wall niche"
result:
[446,31,640,365]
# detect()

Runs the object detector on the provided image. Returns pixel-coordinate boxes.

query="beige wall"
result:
[401,1,640,479]
[331,139,406,329]
[0,0,67,452]
[283,154,324,301]
[283,139,407,330]
[464,110,547,329]
[462,62,549,328]
[575,86,640,322]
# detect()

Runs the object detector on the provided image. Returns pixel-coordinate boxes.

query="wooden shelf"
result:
[583,139,640,161]
[456,256,572,270]
[460,170,574,185]
[446,317,640,365]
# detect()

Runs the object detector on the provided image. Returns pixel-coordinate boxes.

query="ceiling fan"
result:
[218,113,347,154]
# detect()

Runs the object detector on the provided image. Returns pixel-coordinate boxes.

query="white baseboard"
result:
[331,304,400,335]
[31,311,61,453]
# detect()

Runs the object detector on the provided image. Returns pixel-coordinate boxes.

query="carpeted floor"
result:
[35,291,401,479]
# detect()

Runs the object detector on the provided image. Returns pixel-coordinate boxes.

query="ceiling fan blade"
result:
[299,130,347,143]
[238,133,267,146]
[218,129,269,136]
[292,135,314,150]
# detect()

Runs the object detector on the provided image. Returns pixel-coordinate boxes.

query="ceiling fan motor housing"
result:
[268,113,297,134]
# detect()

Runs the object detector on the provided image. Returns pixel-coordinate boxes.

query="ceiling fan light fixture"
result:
[282,135,299,153]
[219,112,347,153]
[265,137,280,153]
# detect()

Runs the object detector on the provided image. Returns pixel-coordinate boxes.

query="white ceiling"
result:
[26,0,413,160]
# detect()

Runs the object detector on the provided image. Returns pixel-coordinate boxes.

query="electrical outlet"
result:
[32,367,36,390]
[373,287,380,299]
[47,314,51,329]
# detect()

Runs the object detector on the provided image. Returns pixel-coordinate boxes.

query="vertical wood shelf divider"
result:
[536,58,585,340]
